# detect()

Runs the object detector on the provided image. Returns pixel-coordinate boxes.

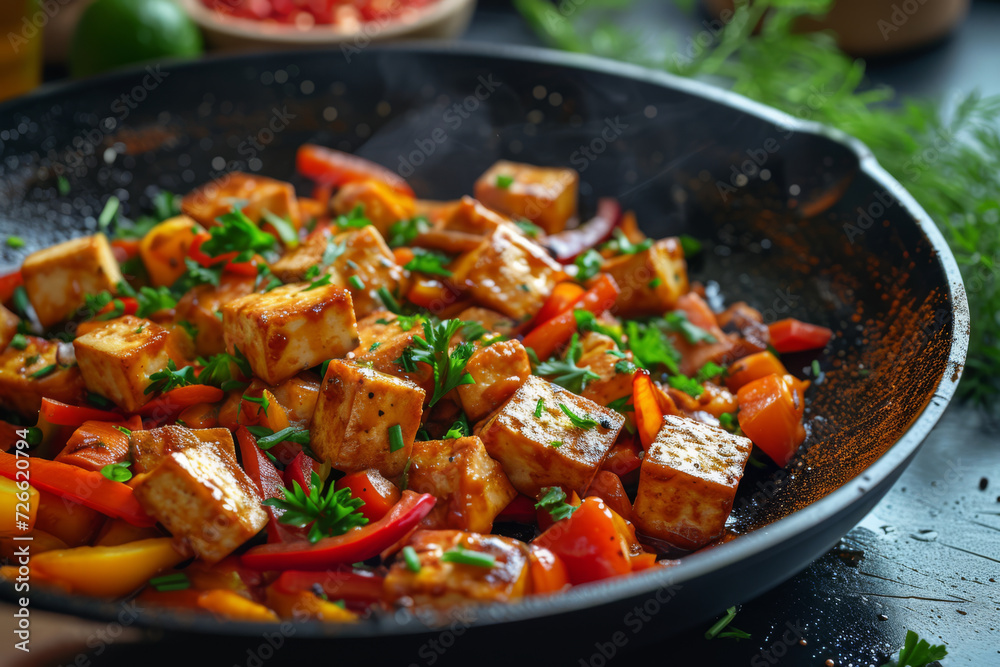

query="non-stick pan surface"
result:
[0,43,968,651]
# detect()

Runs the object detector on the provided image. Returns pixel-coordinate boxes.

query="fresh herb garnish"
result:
[348,275,366,290]
[388,423,405,452]
[377,286,402,314]
[890,630,948,667]
[6,236,25,249]
[113,425,132,437]
[304,265,321,280]
[496,174,514,189]
[406,319,476,407]
[242,393,269,415]
[695,362,727,383]
[624,320,681,374]
[335,205,371,229]
[402,545,421,573]
[29,364,56,379]
[558,403,599,430]
[203,208,276,258]
[663,311,716,344]
[667,374,704,398]
[264,471,368,544]
[9,334,28,350]
[441,544,495,568]
[405,248,453,277]
[196,349,251,387]
[304,274,332,291]
[98,196,120,231]
[574,249,604,282]
[261,209,299,247]
[534,486,578,521]
[145,360,196,395]
[534,398,544,418]
[606,396,635,413]
[100,461,132,483]
[704,606,750,641]
[679,235,702,257]
[248,425,311,450]
[148,572,189,592]
[614,359,637,374]
[602,228,652,255]
[534,333,600,393]
[515,219,543,238]
[387,216,430,248]
[443,413,471,440]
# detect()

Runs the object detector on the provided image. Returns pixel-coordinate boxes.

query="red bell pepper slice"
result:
[601,436,643,478]
[95,297,138,319]
[495,494,537,524]
[240,491,436,571]
[188,232,259,276]
[138,385,225,420]
[283,451,315,495]
[768,318,833,354]
[0,451,155,526]
[40,398,121,427]
[522,274,619,360]
[585,471,632,520]
[334,469,400,522]
[545,198,621,262]
[527,282,585,332]
[273,567,384,605]
[111,238,141,262]
[0,270,22,304]
[296,144,415,197]
[236,426,301,543]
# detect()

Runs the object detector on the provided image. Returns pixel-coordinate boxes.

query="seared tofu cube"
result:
[331,180,416,238]
[478,376,624,497]
[181,172,301,230]
[270,227,329,284]
[351,312,433,393]
[0,336,86,417]
[474,160,578,234]
[21,234,122,327]
[450,225,566,322]
[73,316,173,412]
[455,307,518,340]
[409,437,517,533]
[457,340,532,421]
[221,283,359,385]
[130,425,237,474]
[311,360,425,478]
[602,238,688,317]
[384,530,529,607]
[173,275,255,357]
[576,332,634,407]
[632,414,752,549]
[132,445,267,563]
[441,196,509,236]
[0,304,19,350]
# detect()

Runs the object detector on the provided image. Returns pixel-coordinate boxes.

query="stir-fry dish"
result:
[0,146,832,622]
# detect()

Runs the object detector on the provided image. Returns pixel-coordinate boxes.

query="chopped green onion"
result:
[348,275,366,290]
[441,544,495,568]
[534,398,544,418]
[402,545,421,573]
[388,424,405,452]
[496,174,514,189]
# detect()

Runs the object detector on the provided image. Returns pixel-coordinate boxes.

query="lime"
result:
[70,0,203,78]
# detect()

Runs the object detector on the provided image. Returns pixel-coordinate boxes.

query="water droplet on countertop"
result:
[911,529,938,542]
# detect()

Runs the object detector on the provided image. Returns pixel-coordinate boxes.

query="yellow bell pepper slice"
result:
[0,476,38,537]
[197,589,279,622]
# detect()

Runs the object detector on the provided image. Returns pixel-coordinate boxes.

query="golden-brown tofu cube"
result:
[440,196,509,236]
[21,234,122,328]
[478,376,624,497]
[181,172,301,230]
[474,160,578,234]
[132,446,267,563]
[130,425,237,474]
[0,304,19,350]
[351,312,433,393]
[602,238,688,318]
[450,225,566,322]
[73,316,172,412]
[221,283,359,385]
[576,332,634,407]
[409,436,517,533]
[457,340,532,421]
[331,180,416,238]
[0,336,86,417]
[632,414,752,550]
[454,307,518,340]
[266,373,321,427]
[311,360,425,478]
[383,530,529,607]
[173,274,255,357]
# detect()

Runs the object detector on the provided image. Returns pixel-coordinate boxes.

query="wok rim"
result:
[0,41,970,637]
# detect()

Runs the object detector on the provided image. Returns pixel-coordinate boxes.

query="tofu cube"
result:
[311,359,425,478]
[0,336,86,417]
[330,180,416,238]
[454,307,518,340]
[456,340,532,421]
[221,283,359,385]
[474,160,578,234]
[173,274,256,357]
[0,304,19,350]
[383,530,529,607]
[409,436,518,533]
[21,234,122,327]
[351,312,434,394]
[73,316,172,412]
[130,425,237,474]
[575,332,634,407]
[478,376,624,497]
[602,238,688,317]
[181,172,301,230]
[450,225,566,322]
[632,414,752,549]
[132,445,267,563]
[441,196,509,236]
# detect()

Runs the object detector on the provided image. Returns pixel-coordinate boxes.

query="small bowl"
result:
[176,0,476,52]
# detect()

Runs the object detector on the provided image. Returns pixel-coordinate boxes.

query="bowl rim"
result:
[0,41,970,637]
[174,0,475,44]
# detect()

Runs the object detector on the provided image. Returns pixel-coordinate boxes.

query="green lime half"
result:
[70,0,203,78]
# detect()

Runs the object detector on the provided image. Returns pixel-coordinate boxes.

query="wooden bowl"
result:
[176,0,477,52]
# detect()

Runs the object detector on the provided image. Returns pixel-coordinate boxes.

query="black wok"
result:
[0,43,968,658]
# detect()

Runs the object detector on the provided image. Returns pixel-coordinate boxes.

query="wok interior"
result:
[0,48,954,625]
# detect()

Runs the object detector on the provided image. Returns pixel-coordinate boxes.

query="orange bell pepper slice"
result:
[523,274,619,360]
[725,350,789,392]
[296,144,415,198]
[736,373,809,466]
[768,318,833,353]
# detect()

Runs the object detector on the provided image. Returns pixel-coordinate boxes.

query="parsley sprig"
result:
[405,248,453,277]
[558,403,599,430]
[203,208,276,259]
[535,486,578,522]
[145,360,196,395]
[889,630,948,667]
[407,319,476,407]
[263,471,368,544]
[533,333,600,394]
